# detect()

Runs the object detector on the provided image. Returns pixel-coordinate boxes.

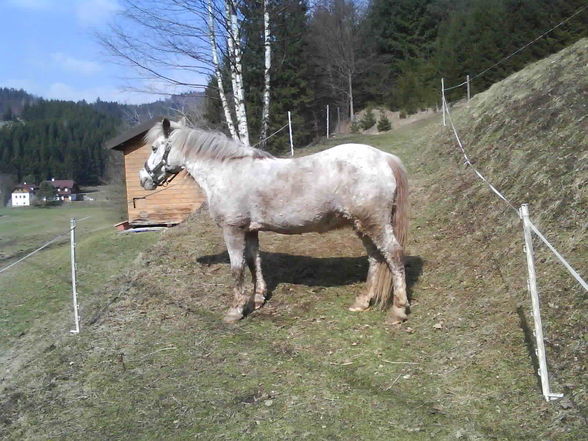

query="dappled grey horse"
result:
[140,119,409,323]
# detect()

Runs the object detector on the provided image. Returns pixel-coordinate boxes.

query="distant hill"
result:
[91,92,205,126]
[0,99,120,185]
[0,88,38,120]
[0,89,205,186]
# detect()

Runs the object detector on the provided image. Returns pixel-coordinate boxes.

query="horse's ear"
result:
[162,118,172,138]
[179,116,188,127]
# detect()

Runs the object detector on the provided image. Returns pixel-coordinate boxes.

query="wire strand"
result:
[0,227,74,274]
[251,123,289,148]
[443,96,520,215]
[443,4,587,91]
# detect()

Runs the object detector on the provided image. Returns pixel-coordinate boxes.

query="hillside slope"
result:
[432,36,587,408]
[1,41,586,440]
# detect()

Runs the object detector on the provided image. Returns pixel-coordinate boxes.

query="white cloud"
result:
[76,0,120,26]
[51,52,102,76]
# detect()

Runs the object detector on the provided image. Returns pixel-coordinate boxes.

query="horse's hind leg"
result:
[349,234,381,312]
[222,227,251,323]
[377,225,409,324]
[245,231,267,309]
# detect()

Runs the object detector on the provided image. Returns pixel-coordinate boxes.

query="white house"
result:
[11,183,37,207]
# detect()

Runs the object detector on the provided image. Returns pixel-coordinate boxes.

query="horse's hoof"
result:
[348,299,370,312]
[223,309,243,323]
[254,294,266,310]
[387,306,408,325]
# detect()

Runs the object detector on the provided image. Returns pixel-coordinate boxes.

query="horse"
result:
[140,118,409,324]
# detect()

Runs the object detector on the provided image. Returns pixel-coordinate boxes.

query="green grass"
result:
[0,204,119,263]
[3,113,583,440]
[0,203,160,352]
[1,41,587,440]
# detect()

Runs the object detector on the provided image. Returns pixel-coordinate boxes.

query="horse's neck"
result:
[182,156,236,201]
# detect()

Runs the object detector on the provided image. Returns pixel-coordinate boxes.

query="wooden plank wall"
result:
[124,141,205,225]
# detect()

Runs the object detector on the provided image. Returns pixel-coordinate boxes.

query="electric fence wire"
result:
[0,216,92,274]
[443,4,588,91]
[442,97,588,291]
[251,123,290,148]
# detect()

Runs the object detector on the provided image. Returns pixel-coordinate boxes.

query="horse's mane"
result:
[145,121,275,162]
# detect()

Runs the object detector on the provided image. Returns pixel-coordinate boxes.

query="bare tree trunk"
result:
[226,0,250,145]
[208,0,238,140]
[348,71,354,120]
[259,0,271,148]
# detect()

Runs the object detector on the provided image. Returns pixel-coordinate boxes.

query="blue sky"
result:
[0,0,169,104]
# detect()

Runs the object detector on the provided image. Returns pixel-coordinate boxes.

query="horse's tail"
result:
[389,156,408,253]
[371,155,408,309]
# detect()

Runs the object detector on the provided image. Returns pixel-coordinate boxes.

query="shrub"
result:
[377,112,392,131]
[359,108,376,130]
[350,121,360,133]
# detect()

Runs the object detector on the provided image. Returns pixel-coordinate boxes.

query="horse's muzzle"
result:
[139,168,157,190]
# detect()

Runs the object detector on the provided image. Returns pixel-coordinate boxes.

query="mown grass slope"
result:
[1,40,586,440]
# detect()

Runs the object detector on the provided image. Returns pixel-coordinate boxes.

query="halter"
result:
[143,139,181,187]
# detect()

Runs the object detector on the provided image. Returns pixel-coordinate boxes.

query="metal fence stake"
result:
[520,204,562,402]
[441,78,446,126]
[70,218,80,334]
[288,111,294,157]
[326,104,330,138]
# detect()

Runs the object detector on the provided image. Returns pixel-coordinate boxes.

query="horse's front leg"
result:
[245,231,267,310]
[223,227,251,323]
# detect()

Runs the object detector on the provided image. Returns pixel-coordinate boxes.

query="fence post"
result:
[467,75,471,101]
[441,78,446,127]
[326,105,330,138]
[520,204,562,402]
[287,111,294,157]
[70,218,80,334]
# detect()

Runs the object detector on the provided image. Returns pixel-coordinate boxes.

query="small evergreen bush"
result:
[377,112,392,131]
[359,108,376,130]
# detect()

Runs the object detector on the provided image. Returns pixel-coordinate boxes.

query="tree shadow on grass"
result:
[197,252,423,300]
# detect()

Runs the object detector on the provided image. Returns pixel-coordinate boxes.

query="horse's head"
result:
[140,118,184,190]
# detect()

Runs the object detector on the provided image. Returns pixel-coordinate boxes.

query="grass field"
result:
[0,204,118,263]
[1,115,584,440]
[0,203,160,356]
[1,41,586,440]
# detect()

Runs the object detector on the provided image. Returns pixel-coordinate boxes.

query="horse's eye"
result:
[152,145,157,152]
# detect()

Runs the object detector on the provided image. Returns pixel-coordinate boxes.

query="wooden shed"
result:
[106,117,205,227]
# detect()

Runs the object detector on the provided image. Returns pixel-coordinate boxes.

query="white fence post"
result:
[441,78,446,127]
[70,218,80,334]
[520,204,562,402]
[326,104,330,138]
[287,111,294,157]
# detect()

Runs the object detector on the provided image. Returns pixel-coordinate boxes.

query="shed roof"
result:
[105,116,163,151]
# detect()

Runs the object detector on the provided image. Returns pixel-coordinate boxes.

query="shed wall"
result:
[124,141,205,225]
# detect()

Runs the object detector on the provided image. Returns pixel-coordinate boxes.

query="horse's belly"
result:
[254,211,348,234]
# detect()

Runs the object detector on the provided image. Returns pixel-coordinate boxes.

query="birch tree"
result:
[225,0,250,144]
[259,0,271,146]
[207,0,238,139]
[99,0,261,145]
